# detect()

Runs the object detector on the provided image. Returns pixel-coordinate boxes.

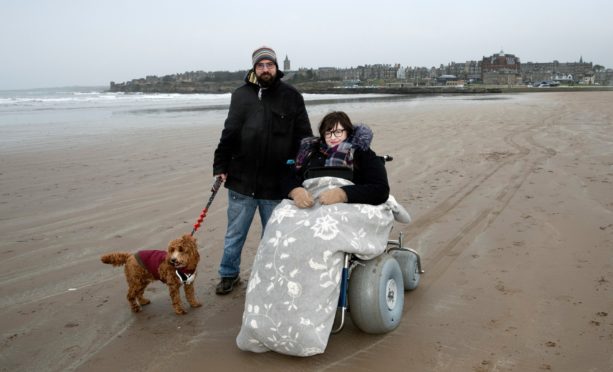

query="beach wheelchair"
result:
[332,156,424,334]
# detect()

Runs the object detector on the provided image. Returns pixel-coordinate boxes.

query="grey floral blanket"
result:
[236,177,410,356]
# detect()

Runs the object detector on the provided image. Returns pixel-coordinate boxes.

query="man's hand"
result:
[319,188,348,205]
[214,173,227,182]
[289,187,314,209]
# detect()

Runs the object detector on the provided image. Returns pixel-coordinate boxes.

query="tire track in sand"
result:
[408,118,558,290]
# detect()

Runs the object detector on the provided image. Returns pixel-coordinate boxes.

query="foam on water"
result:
[0,88,396,108]
[0,89,232,109]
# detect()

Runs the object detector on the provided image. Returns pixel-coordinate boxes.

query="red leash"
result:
[191,176,223,236]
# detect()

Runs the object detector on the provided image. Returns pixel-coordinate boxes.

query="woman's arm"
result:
[341,148,390,205]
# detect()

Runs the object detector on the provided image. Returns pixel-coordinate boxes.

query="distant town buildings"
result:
[286,50,611,87]
[481,51,522,85]
[109,51,613,92]
[522,57,596,85]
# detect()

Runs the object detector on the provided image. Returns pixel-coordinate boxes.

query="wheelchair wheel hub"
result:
[385,278,398,310]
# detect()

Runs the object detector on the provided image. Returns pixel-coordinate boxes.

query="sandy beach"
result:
[1,91,612,371]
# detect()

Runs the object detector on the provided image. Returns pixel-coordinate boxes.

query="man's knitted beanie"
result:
[252,46,277,67]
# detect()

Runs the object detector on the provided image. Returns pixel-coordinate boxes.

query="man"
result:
[213,46,312,295]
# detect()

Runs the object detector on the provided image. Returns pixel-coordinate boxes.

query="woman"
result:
[236,112,406,356]
[285,111,390,208]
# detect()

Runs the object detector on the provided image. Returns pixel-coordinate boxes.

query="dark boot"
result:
[215,276,240,295]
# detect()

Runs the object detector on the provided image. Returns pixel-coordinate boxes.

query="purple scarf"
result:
[320,141,354,168]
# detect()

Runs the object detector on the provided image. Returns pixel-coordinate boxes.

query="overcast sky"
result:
[2,0,612,90]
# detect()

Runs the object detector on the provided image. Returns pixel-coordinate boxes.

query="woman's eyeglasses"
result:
[324,129,345,138]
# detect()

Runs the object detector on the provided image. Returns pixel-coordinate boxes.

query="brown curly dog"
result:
[101,234,201,315]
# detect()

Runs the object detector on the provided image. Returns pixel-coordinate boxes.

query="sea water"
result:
[0,87,402,152]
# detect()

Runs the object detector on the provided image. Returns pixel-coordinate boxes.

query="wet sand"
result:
[1,92,612,371]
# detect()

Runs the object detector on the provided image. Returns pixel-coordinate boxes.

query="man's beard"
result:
[256,71,276,87]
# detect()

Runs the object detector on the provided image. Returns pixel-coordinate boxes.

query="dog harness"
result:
[135,250,195,284]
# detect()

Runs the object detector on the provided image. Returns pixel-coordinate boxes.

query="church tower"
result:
[284,55,291,71]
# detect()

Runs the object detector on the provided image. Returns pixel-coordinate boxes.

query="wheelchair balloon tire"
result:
[390,249,421,291]
[348,254,404,334]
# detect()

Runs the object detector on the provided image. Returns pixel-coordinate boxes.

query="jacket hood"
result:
[350,124,373,151]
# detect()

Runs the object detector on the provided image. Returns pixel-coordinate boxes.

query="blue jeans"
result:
[218,189,280,278]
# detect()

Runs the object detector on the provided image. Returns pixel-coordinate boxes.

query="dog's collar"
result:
[176,270,196,285]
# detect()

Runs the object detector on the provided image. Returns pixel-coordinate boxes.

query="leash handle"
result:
[191,176,223,236]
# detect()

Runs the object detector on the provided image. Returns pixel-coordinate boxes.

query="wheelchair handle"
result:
[382,155,393,162]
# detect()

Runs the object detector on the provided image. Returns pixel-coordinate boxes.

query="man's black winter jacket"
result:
[213,72,312,199]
